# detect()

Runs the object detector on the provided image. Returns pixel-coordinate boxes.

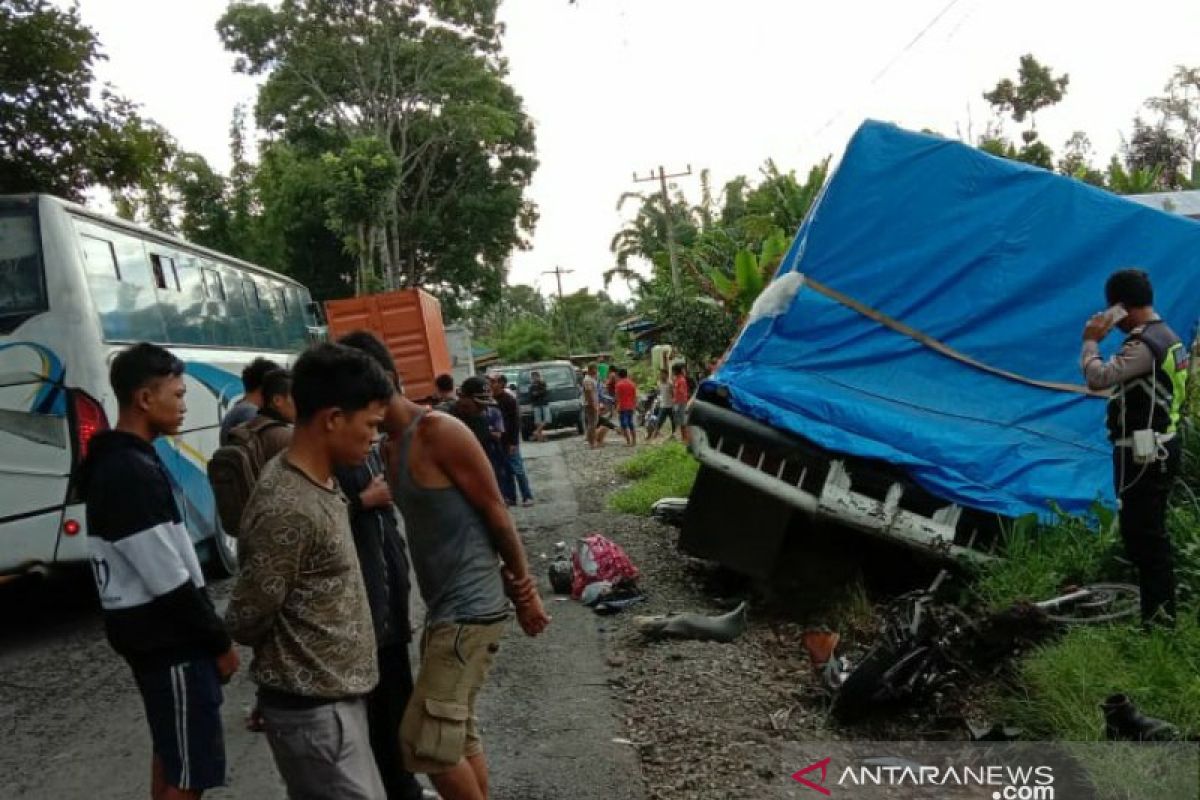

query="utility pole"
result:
[633,164,692,290]
[543,265,575,357]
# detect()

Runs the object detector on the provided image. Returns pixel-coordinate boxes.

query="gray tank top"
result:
[393,412,508,626]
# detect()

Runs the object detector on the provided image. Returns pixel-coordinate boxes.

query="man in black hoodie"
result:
[336,332,430,800]
[82,343,239,800]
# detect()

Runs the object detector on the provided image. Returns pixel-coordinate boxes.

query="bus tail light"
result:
[65,390,109,506]
[71,390,109,463]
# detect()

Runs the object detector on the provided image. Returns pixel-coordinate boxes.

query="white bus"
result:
[0,194,322,582]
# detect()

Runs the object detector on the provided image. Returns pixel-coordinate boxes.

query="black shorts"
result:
[133,658,226,791]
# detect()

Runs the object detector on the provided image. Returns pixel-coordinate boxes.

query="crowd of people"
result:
[81,333,712,800]
[82,334,549,800]
[580,360,695,450]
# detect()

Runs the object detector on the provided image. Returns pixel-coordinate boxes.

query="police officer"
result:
[1081,268,1188,625]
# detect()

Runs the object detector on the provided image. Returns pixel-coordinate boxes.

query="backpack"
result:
[570,533,639,600]
[207,417,287,537]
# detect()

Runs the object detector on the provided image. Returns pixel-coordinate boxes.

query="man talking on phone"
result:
[1081,268,1188,626]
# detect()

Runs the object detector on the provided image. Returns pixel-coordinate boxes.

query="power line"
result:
[802,0,972,147]
[868,0,966,86]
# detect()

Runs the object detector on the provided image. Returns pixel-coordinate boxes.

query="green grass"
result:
[608,442,699,515]
[1004,618,1200,740]
[970,508,1125,612]
[972,497,1200,742]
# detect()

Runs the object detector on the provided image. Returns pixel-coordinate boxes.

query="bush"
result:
[609,442,698,515]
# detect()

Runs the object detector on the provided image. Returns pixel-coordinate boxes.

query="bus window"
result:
[198,266,226,345]
[167,256,207,345]
[258,280,286,350]
[113,234,155,288]
[0,206,47,333]
[80,235,118,279]
[242,278,259,309]
[148,253,177,291]
[78,225,166,343]
[283,287,308,350]
[201,268,226,301]
[221,267,254,347]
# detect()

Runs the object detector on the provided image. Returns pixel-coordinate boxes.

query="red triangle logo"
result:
[791,757,832,795]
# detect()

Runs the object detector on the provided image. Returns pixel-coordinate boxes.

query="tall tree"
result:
[227,104,256,251]
[172,152,237,252]
[495,318,559,362]
[217,0,537,301]
[1056,131,1105,186]
[1145,66,1200,170]
[982,54,1069,169]
[1123,117,1189,190]
[552,289,628,355]
[0,0,170,199]
[252,141,356,301]
[470,282,550,344]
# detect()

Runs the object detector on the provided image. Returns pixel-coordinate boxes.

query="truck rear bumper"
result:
[683,400,998,568]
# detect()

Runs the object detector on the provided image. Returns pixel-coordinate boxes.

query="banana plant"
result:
[705,229,790,318]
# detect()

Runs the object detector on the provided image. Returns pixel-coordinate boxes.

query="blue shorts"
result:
[134,658,226,791]
[619,410,635,430]
[533,405,551,425]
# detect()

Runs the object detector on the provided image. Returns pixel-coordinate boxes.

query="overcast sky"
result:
[73,0,1200,301]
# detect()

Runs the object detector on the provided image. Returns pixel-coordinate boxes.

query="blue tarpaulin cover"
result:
[709,121,1200,519]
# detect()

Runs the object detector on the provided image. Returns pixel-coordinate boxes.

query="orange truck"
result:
[324,288,452,402]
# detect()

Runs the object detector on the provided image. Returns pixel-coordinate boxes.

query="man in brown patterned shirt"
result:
[226,344,396,800]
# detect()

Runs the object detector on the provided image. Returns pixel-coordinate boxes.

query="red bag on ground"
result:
[571,534,639,600]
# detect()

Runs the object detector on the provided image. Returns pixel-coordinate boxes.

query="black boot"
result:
[1101,694,1178,741]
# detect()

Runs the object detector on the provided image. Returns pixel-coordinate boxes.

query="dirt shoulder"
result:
[564,439,845,800]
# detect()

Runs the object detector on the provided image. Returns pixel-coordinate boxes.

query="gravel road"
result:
[0,437,645,800]
[2,433,915,800]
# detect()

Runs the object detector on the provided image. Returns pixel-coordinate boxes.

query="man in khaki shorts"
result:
[376,332,549,800]
[581,363,600,448]
[401,621,505,777]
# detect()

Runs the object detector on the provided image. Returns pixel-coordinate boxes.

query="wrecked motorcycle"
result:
[831,573,1139,723]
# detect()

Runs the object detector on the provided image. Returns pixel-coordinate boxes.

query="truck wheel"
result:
[576,416,585,435]
[203,525,238,580]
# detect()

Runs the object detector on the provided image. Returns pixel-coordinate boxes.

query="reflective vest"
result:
[1106,320,1188,442]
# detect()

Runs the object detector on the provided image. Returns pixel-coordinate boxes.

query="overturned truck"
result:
[682,121,1200,577]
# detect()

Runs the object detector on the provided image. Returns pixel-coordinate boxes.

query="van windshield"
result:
[542,366,576,388]
[0,206,47,328]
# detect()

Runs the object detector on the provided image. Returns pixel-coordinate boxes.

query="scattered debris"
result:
[571,533,640,599]
[580,576,646,615]
[594,595,646,615]
[580,580,614,606]
[968,721,1024,742]
[633,601,748,643]
[768,705,797,731]
[801,628,840,671]
[548,559,574,594]
[650,497,688,527]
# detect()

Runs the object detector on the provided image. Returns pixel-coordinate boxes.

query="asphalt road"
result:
[0,438,645,800]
